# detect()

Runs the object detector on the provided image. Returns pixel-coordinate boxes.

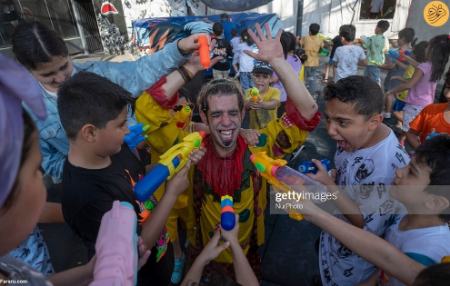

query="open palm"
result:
[245,23,283,62]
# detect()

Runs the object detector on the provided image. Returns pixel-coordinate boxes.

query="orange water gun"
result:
[198,35,210,69]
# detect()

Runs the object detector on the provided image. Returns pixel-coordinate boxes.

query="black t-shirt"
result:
[62,144,145,258]
[212,36,232,71]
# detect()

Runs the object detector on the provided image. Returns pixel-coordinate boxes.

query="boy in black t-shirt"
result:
[58,72,203,286]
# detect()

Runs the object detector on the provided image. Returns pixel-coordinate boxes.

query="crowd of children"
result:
[1,14,449,286]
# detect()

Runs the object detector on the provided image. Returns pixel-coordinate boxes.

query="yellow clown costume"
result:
[135,77,196,244]
[136,77,321,265]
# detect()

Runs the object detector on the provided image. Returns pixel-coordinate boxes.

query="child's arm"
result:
[246,24,318,120]
[301,201,424,285]
[39,202,64,223]
[49,258,94,286]
[221,216,259,286]
[140,150,205,249]
[181,230,230,286]
[406,129,421,149]
[308,160,364,228]
[386,68,424,96]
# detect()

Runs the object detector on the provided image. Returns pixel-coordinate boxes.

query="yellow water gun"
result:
[249,151,304,220]
[134,131,205,202]
[249,87,261,103]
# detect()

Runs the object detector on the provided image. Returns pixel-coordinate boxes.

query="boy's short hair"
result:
[324,75,383,117]
[57,72,134,139]
[339,24,356,42]
[376,20,390,33]
[309,23,320,35]
[414,134,450,221]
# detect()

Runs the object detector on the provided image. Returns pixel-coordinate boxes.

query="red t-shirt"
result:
[409,103,450,143]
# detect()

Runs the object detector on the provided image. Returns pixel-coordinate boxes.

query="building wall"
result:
[301,0,412,39]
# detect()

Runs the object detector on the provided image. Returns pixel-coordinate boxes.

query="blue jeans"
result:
[304,66,320,95]
[365,65,381,86]
[239,72,253,91]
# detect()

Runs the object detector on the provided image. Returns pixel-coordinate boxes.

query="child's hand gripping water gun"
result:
[221,195,235,230]
[250,152,330,221]
[134,131,205,202]
[249,87,261,103]
[124,123,150,149]
[298,159,331,174]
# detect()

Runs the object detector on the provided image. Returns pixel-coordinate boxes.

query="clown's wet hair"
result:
[197,78,245,113]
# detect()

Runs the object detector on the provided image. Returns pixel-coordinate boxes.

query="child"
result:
[272,31,302,117]
[388,41,428,124]
[383,28,416,116]
[312,76,410,285]
[58,72,204,285]
[246,61,280,129]
[407,68,450,149]
[299,135,450,286]
[211,22,232,79]
[323,27,343,83]
[333,25,367,81]
[299,23,324,95]
[233,30,256,91]
[362,20,390,86]
[386,34,450,134]
[12,20,207,183]
[0,54,138,285]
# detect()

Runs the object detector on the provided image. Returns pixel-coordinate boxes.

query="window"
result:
[359,0,397,20]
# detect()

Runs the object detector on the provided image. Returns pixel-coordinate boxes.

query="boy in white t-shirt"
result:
[308,76,410,285]
[333,25,367,81]
[299,135,450,286]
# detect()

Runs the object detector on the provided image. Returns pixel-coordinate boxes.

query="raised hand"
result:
[245,23,283,63]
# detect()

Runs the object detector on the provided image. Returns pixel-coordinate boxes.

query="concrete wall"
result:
[405,0,450,42]
[301,0,412,39]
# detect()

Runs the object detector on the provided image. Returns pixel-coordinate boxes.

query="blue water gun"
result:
[298,159,331,174]
[134,131,205,202]
[220,195,235,231]
[124,123,150,149]
[387,49,412,63]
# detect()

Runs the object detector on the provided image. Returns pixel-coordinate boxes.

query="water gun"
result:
[134,131,205,202]
[220,195,235,230]
[298,159,331,174]
[174,105,192,129]
[387,49,412,63]
[124,123,150,149]
[249,87,261,103]
[198,35,210,69]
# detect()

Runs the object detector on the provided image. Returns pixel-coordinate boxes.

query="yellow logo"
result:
[423,1,449,27]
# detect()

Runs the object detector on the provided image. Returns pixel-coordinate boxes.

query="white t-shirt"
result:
[233,42,257,73]
[319,130,410,286]
[333,45,366,81]
[383,215,450,286]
